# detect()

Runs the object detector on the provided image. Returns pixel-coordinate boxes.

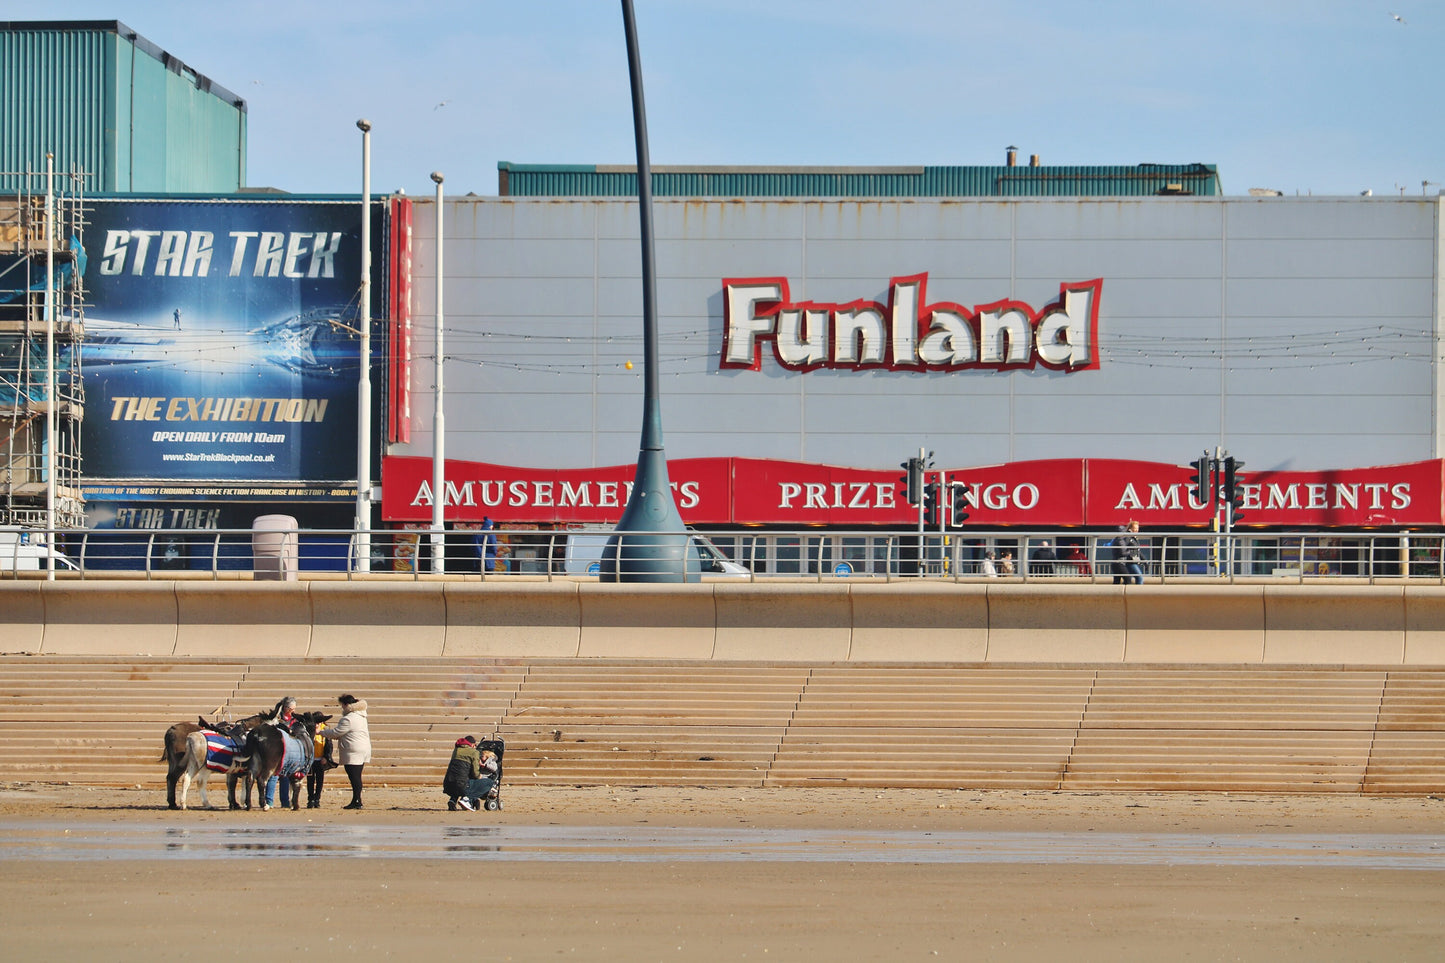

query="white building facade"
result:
[383,195,1445,533]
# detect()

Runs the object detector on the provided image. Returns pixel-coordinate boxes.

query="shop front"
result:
[380,453,1444,576]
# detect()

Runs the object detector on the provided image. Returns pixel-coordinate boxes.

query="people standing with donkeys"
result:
[331,694,372,809]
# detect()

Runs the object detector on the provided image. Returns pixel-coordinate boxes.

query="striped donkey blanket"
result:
[202,730,244,773]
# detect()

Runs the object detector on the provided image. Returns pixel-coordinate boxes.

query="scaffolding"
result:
[0,166,86,529]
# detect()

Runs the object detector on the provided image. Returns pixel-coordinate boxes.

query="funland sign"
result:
[382,456,1443,528]
[721,274,1101,372]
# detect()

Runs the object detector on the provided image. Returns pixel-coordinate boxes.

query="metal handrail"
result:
[0,525,1439,584]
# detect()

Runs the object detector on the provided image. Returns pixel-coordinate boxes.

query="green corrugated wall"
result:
[0,25,110,190]
[0,21,245,193]
[497,162,1222,198]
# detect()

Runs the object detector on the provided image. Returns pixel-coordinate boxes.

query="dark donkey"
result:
[228,711,330,811]
[160,709,273,810]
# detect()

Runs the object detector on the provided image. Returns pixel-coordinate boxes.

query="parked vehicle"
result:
[561,531,750,577]
[0,528,79,571]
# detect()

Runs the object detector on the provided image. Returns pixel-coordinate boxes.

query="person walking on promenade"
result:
[1029,539,1057,577]
[475,517,499,573]
[1116,520,1145,585]
[332,693,372,809]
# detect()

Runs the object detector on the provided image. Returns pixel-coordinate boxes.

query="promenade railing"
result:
[3,526,1442,583]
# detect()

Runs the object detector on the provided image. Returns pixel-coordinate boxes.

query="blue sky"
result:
[19,0,1443,197]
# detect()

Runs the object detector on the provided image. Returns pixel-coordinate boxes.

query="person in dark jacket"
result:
[443,735,498,812]
[1112,520,1144,585]
[1029,539,1057,577]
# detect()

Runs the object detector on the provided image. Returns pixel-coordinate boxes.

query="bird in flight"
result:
[1390,12,1406,23]
[434,100,449,110]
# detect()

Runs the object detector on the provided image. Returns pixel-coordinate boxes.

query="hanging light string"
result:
[87,318,1436,377]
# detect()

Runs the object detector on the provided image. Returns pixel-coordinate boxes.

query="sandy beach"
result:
[2,783,1443,961]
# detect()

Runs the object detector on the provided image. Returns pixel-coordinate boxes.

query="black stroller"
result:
[477,737,505,811]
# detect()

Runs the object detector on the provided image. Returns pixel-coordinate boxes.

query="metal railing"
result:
[3,526,1443,584]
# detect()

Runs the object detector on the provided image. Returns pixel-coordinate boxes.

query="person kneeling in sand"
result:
[443,735,498,812]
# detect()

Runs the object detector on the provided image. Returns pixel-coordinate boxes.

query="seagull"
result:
[1391,12,1406,23]
[434,100,449,110]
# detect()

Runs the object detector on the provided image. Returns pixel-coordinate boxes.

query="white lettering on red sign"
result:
[721,274,1101,372]
[409,479,703,510]
[777,481,899,510]
[1114,482,1411,512]
[956,482,1040,512]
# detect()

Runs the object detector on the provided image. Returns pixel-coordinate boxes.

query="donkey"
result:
[161,709,273,809]
[175,719,249,810]
[228,711,329,811]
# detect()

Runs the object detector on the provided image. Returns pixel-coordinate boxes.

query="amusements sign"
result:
[81,198,386,484]
[382,455,1445,528]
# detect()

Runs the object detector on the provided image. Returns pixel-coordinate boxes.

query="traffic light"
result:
[923,481,941,527]
[950,482,971,526]
[899,457,924,506]
[1189,454,1213,505]
[1224,456,1246,521]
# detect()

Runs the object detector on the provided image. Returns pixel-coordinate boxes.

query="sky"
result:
[16,0,1444,198]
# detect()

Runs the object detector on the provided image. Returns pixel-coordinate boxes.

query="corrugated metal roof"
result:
[497,162,1222,198]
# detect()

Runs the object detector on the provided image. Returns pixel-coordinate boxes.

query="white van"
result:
[0,529,79,571]
[562,531,750,578]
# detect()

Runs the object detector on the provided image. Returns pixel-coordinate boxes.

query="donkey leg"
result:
[166,749,186,810]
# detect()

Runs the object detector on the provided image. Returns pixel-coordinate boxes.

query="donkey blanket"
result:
[203,729,244,773]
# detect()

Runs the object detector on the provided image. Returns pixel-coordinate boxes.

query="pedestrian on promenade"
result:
[475,517,499,573]
[1116,520,1144,585]
[1030,539,1057,577]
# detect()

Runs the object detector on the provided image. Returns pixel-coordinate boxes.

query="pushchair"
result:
[476,737,505,811]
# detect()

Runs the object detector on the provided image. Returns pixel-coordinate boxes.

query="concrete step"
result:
[0,657,1442,793]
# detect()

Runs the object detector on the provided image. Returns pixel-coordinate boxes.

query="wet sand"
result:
[2,783,1443,961]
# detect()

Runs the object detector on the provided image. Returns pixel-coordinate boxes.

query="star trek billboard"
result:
[81,197,386,489]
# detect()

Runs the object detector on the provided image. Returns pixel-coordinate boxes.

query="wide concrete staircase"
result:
[0,657,1442,795]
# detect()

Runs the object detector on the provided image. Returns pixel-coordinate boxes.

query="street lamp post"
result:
[355,119,373,572]
[44,153,55,580]
[601,0,699,582]
[429,171,446,573]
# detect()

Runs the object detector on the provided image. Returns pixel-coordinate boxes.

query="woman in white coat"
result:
[332,693,372,809]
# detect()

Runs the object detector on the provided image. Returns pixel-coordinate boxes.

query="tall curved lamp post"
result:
[600,0,699,582]
[429,171,446,572]
[354,118,374,572]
